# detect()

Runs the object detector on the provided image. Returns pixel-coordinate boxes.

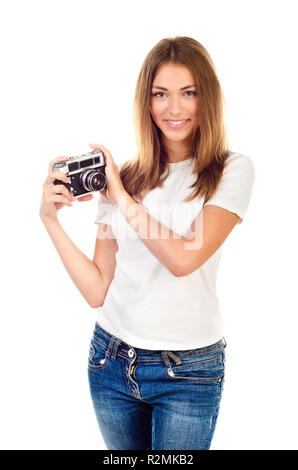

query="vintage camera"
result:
[52,148,106,197]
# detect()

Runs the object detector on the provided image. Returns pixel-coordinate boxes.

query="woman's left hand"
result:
[88,144,127,205]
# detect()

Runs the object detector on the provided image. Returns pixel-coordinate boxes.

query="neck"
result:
[162,137,193,163]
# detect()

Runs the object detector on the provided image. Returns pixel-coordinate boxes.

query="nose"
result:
[168,95,183,116]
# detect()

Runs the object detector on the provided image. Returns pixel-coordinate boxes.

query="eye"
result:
[185,91,198,96]
[152,91,198,98]
[152,92,165,98]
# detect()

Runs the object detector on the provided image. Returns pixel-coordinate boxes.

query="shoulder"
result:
[224,152,255,171]
[222,152,255,182]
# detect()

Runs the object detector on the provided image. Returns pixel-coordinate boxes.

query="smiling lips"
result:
[165,119,190,129]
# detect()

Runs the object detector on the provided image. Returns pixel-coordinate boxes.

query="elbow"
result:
[171,267,185,277]
[171,261,199,277]
[172,269,189,278]
[88,286,110,308]
[89,299,104,309]
[171,262,189,278]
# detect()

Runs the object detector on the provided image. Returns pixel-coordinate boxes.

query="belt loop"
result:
[106,336,121,360]
[111,337,122,359]
[222,336,227,348]
[161,351,172,369]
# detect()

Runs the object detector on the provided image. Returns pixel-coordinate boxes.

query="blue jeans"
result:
[88,322,226,450]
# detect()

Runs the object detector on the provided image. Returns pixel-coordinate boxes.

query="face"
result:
[150,62,200,149]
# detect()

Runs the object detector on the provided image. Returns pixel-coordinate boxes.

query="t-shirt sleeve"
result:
[94,192,115,226]
[203,153,255,225]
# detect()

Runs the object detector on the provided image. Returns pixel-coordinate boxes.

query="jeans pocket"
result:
[166,349,225,384]
[88,336,109,370]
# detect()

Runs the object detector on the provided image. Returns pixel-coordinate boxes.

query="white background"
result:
[1,0,297,450]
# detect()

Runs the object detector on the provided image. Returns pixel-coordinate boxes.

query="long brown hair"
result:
[120,36,232,204]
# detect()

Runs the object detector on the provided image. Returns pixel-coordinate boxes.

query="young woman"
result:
[40,36,255,450]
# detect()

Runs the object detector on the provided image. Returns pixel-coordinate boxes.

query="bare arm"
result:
[92,223,118,290]
[40,215,111,308]
[40,154,117,308]
[117,192,240,277]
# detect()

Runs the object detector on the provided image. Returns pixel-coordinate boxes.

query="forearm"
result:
[40,215,107,308]
[116,193,200,276]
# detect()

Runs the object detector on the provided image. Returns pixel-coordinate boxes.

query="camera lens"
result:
[79,169,106,192]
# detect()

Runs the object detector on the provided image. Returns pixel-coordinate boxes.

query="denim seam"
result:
[88,362,109,370]
[92,334,225,362]
[178,345,225,358]
[115,352,224,365]
[92,335,108,350]
[88,344,109,369]
[172,355,223,370]
[168,374,223,383]
[89,343,95,361]
[117,353,164,362]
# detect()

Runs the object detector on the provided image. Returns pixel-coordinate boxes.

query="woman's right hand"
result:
[39,156,93,221]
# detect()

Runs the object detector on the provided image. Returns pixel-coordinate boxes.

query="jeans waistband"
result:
[93,321,226,366]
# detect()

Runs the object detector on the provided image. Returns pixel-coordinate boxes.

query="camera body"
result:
[52,148,106,197]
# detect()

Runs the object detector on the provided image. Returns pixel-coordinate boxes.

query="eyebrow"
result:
[152,85,196,91]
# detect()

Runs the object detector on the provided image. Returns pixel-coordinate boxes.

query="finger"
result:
[98,144,110,155]
[45,170,70,185]
[48,183,73,201]
[99,187,107,198]
[89,143,100,148]
[90,144,110,157]
[48,194,72,207]
[89,144,110,162]
[99,146,114,166]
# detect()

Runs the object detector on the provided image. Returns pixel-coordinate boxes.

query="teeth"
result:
[167,120,186,125]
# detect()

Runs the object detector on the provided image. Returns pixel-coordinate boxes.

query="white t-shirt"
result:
[93,152,255,350]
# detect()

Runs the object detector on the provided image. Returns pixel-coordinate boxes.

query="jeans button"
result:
[128,349,134,358]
